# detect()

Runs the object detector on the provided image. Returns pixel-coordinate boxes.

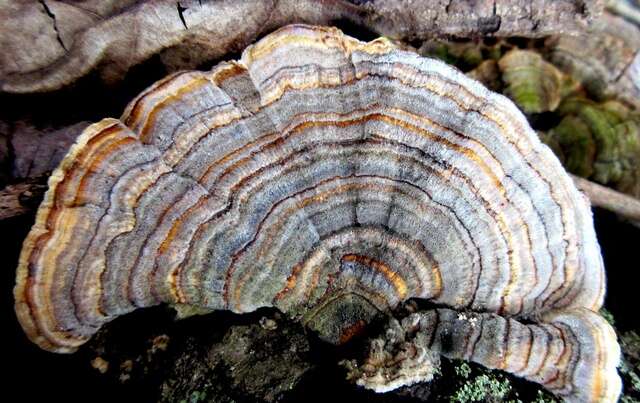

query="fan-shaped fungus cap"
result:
[14,25,620,402]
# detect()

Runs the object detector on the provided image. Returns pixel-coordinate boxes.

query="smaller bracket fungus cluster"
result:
[14,25,621,402]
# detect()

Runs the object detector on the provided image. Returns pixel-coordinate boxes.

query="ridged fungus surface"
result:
[14,25,620,402]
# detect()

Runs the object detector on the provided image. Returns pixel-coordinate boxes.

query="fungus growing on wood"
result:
[14,25,621,402]
[498,49,565,114]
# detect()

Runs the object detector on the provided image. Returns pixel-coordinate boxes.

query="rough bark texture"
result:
[158,316,313,403]
[0,179,47,220]
[0,0,602,93]
[10,121,89,179]
[0,119,9,184]
[545,12,640,109]
[0,119,89,212]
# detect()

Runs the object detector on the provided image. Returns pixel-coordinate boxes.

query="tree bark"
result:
[0,179,47,220]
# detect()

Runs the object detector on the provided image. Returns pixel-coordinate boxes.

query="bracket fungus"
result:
[14,25,621,402]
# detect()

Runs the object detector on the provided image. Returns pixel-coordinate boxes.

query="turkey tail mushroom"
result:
[347,307,621,402]
[14,25,621,402]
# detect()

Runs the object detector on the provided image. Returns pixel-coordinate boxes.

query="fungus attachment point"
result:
[14,24,621,402]
[304,292,383,345]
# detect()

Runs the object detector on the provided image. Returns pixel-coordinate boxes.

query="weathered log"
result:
[10,121,90,180]
[0,0,602,93]
[571,174,640,227]
[0,179,47,220]
[545,12,640,109]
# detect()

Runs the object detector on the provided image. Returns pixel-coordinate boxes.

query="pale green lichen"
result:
[532,389,559,403]
[447,364,558,403]
[454,361,472,379]
[451,372,512,403]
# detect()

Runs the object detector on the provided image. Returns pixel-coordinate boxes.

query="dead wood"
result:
[1,0,602,93]
[572,174,640,227]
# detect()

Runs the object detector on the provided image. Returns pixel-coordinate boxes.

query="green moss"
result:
[173,303,215,319]
[621,359,640,393]
[621,330,640,359]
